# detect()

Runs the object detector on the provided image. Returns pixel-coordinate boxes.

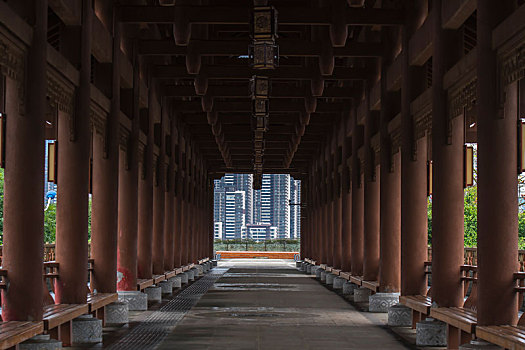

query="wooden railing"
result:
[427,247,525,272]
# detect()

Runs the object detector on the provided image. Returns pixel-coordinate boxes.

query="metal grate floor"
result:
[107,268,228,350]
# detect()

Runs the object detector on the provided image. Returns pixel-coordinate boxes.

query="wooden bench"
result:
[0,321,44,350]
[153,274,165,284]
[476,325,525,350]
[87,293,118,326]
[175,267,183,275]
[430,307,477,349]
[350,275,363,286]
[399,295,432,328]
[43,304,89,346]
[331,269,341,276]
[165,270,176,279]
[362,280,379,293]
[136,279,153,291]
[340,272,351,280]
[182,266,190,272]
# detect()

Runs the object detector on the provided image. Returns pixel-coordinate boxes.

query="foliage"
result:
[44,203,57,243]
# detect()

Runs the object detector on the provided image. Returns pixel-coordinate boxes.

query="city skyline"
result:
[214,174,301,241]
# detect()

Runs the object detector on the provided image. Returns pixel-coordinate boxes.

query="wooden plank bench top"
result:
[175,267,183,274]
[43,304,89,330]
[362,280,379,292]
[399,295,432,315]
[153,274,166,284]
[320,264,327,270]
[430,307,477,333]
[350,275,363,286]
[325,266,333,272]
[87,293,118,313]
[182,266,189,272]
[136,278,154,291]
[331,269,341,276]
[165,270,176,279]
[476,325,525,350]
[339,272,351,280]
[0,321,44,350]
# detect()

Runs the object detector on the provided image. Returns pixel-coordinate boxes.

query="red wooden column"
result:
[378,62,401,293]
[321,165,329,264]
[341,133,352,272]
[91,14,120,293]
[174,171,183,267]
[326,157,334,266]
[116,50,140,292]
[363,96,380,283]
[431,0,464,307]
[1,0,47,321]
[477,0,518,326]
[164,116,177,272]
[332,147,342,269]
[351,112,364,276]
[55,0,91,303]
[208,178,214,259]
[180,136,189,265]
[152,107,166,275]
[400,19,428,297]
[137,85,155,279]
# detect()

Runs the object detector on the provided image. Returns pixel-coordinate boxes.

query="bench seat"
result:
[430,307,477,348]
[87,293,118,314]
[136,279,153,291]
[43,303,89,346]
[331,269,341,276]
[476,325,525,350]
[175,267,183,275]
[362,280,379,292]
[153,274,165,284]
[350,275,363,286]
[339,272,351,280]
[0,321,43,350]
[400,295,432,315]
[164,270,176,279]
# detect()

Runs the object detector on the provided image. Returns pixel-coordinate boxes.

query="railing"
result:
[427,247,525,272]
[0,243,91,265]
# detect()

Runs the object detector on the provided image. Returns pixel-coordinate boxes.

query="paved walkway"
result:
[156,259,411,350]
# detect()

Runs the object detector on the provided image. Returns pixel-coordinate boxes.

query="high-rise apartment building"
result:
[214,173,301,240]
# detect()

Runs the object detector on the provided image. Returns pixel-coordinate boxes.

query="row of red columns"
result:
[1,0,213,321]
[301,0,520,326]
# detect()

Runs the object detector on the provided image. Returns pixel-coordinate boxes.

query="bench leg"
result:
[96,307,106,327]
[460,330,471,346]
[447,325,459,349]
[412,310,421,329]
[49,327,59,342]
[60,321,72,347]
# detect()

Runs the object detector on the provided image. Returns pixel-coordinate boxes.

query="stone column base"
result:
[299,263,307,272]
[459,340,502,349]
[196,265,204,276]
[326,273,336,285]
[320,270,327,282]
[416,318,447,347]
[118,291,148,311]
[72,315,102,344]
[369,293,400,313]
[212,260,218,266]
[306,264,313,274]
[296,261,303,268]
[19,335,62,349]
[311,266,320,276]
[105,301,129,325]
[333,277,345,289]
[144,285,162,302]
[188,268,197,281]
[315,268,323,279]
[168,276,182,289]
[203,262,210,272]
[159,280,173,295]
[387,304,412,326]
[343,282,357,295]
[353,287,371,302]
[180,272,189,284]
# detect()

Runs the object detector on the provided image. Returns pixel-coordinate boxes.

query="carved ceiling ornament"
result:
[0,33,25,115]
[46,70,75,115]
[499,42,525,117]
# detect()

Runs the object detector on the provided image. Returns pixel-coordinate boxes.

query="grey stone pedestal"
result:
[180,272,189,284]
[72,315,102,344]
[311,266,320,276]
[320,270,327,282]
[296,261,303,268]
[118,291,147,311]
[196,265,204,276]
[306,264,312,274]
[105,301,129,325]
[299,263,307,272]
[144,285,162,302]
[169,276,182,289]
[212,260,218,266]
[203,262,210,272]
[353,287,371,302]
[159,280,173,295]
[19,335,62,349]
[387,304,412,326]
[343,281,357,295]
[459,340,502,349]
[333,276,345,289]
[188,269,196,281]
[326,273,336,285]
[315,267,323,279]
[416,318,447,347]
[369,292,400,313]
